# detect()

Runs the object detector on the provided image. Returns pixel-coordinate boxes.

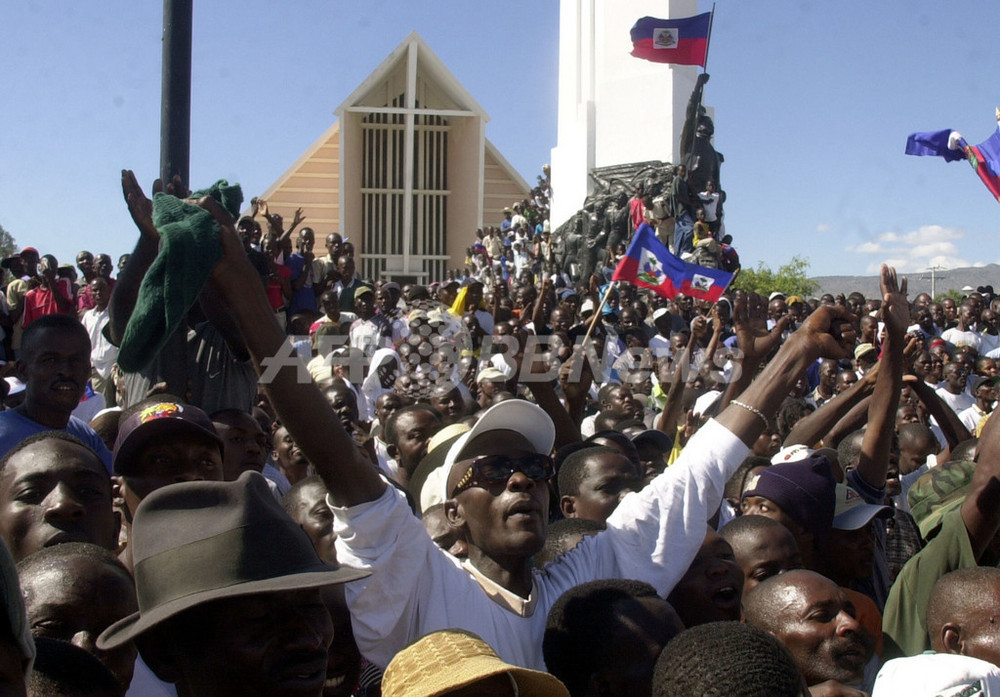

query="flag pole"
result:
[703,4,716,73]
[583,281,617,345]
[684,6,714,175]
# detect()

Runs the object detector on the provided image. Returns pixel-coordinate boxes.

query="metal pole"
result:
[160,0,192,186]
[158,0,193,400]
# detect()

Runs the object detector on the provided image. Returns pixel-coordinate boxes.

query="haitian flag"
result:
[965,125,1000,202]
[905,115,1000,203]
[904,129,965,162]
[612,224,733,301]
[630,13,711,66]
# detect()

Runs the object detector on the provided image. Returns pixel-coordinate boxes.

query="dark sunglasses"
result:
[451,452,554,497]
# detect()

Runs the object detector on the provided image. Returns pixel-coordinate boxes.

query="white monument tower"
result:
[550,0,705,228]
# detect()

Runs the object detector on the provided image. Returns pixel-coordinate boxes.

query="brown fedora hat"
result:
[97,471,368,650]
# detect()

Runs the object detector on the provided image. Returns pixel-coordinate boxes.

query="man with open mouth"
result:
[200,197,860,670]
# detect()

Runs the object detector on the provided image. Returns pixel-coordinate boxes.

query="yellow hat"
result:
[382,629,569,697]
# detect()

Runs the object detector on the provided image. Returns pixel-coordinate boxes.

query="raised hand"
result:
[677,408,707,447]
[711,305,724,334]
[559,347,594,404]
[121,170,158,239]
[733,293,789,366]
[266,212,284,236]
[879,264,910,339]
[691,315,710,342]
[162,173,189,199]
[794,305,857,362]
[38,256,57,285]
[196,196,254,291]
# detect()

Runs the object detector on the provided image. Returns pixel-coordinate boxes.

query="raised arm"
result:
[600,287,856,602]
[853,265,908,490]
[201,197,384,507]
[531,277,552,330]
[559,349,594,428]
[40,261,73,313]
[715,304,856,448]
[110,171,164,345]
[907,378,972,449]
[823,395,873,448]
[783,363,878,448]
[655,353,689,440]
[717,293,793,414]
[526,367,583,451]
[655,319,705,437]
[702,306,724,368]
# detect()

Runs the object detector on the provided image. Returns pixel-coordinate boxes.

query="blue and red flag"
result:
[966,126,1000,202]
[612,224,733,301]
[905,114,1000,203]
[630,13,711,67]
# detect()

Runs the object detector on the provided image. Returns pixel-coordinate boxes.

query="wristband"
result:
[730,399,769,429]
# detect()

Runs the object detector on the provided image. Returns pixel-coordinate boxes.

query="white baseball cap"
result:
[832,484,891,531]
[439,400,555,501]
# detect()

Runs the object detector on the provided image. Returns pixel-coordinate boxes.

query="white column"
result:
[550,0,704,228]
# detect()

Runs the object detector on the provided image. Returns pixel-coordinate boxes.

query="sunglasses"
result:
[451,452,554,497]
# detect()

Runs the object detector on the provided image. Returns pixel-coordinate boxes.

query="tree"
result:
[731,255,818,298]
[935,289,964,303]
[0,223,16,262]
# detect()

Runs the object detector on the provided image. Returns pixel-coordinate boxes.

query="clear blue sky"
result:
[2,1,998,284]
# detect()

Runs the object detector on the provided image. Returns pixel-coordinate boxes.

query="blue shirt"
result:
[0,409,113,473]
[286,253,317,315]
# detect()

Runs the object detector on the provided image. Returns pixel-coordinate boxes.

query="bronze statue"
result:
[680,73,722,195]
[551,161,677,282]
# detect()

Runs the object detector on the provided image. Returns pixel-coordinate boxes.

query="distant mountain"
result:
[811,264,1000,299]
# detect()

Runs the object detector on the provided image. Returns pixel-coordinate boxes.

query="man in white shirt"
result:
[348,287,390,357]
[79,278,118,404]
[510,203,527,231]
[936,362,975,415]
[958,375,996,434]
[206,203,858,670]
[697,179,724,235]
[941,301,983,353]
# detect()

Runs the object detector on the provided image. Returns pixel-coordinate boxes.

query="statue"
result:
[561,219,582,277]
[579,202,607,282]
[680,73,723,195]
[604,192,630,256]
[551,161,677,283]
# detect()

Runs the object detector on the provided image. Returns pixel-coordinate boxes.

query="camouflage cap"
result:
[907,459,977,541]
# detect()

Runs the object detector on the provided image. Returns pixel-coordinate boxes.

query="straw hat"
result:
[382,629,569,697]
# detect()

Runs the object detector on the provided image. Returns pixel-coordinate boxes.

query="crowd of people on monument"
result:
[0,160,998,697]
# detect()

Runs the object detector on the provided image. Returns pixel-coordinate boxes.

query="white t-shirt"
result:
[935,385,975,415]
[697,191,721,222]
[941,327,983,352]
[80,307,118,379]
[331,418,748,670]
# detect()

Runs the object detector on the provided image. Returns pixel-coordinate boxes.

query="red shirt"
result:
[22,279,74,327]
[266,264,291,311]
[77,277,116,311]
[629,197,646,231]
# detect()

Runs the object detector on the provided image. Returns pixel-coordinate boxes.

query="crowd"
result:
[0,165,997,697]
